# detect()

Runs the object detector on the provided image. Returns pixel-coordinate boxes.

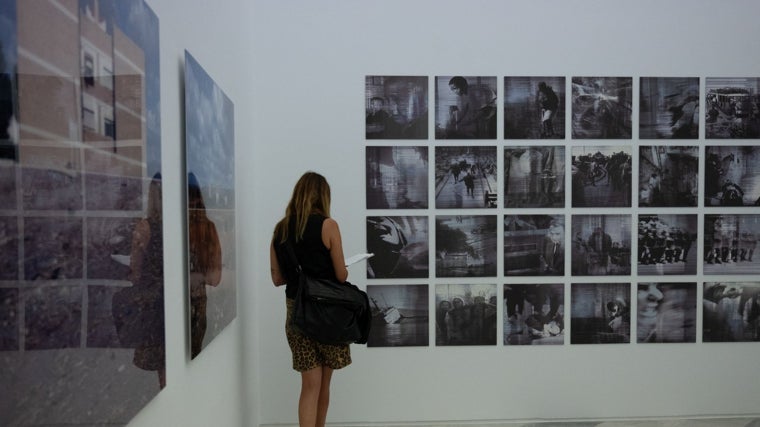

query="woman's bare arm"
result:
[270,241,286,286]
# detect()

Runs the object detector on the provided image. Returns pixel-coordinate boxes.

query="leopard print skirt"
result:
[285,298,352,372]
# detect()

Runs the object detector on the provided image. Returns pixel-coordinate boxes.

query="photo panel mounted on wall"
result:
[435,76,497,139]
[504,76,566,139]
[434,146,498,209]
[504,214,565,276]
[638,145,699,207]
[571,76,632,139]
[639,77,700,139]
[184,51,237,360]
[366,146,428,209]
[637,214,698,276]
[504,283,565,345]
[571,282,631,344]
[571,214,632,276]
[366,284,429,347]
[704,214,760,275]
[705,145,760,207]
[705,77,760,139]
[436,283,497,346]
[571,145,632,208]
[436,215,497,278]
[636,282,697,344]
[366,216,429,279]
[365,76,428,139]
[504,145,565,208]
[703,282,760,342]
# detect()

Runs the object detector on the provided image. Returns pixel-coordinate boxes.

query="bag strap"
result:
[284,240,303,274]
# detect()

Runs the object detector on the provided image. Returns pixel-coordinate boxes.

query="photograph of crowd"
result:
[639,145,698,207]
[504,76,565,139]
[434,146,497,209]
[366,146,428,209]
[435,215,497,277]
[571,215,631,276]
[435,76,497,139]
[704,282,760,342]
[367,284,429,347]
[504,146,564,208]
[637,282,697,343]
[571,77,632,139]
[637,215,698,276]
[705,77,760,139]
[503,283,564,345]
[366,216,428,279]
[571,146,632,208]
[705,145,760,206]
[504,215,565,276]
[639,77,699,139]
[571,282,631,344]
[435,283,497,346]
[365,75,428,139]
[704,214,760,275]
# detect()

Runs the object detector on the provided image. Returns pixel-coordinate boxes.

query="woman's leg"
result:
[316,367,334,427]
[299,367,322,427]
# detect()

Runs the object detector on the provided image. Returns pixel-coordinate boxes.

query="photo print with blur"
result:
[434,146,498,209]
[703,282,760,342]
[639,77,699,139]
[435,76,497,139]
[504,76,565,139]
[366,216,428,279]
[366,146,428,209]
[504,215,565,276]
[637,214,698,276]
[571,282,631,344]
[638,145,698,207]
[705,77,760,139]
[704,214,760,275]
[504,145,565,208]
[435,215,497,278]
[367,284,429,347]
[571,76,632,139]
[705,145,760,207]
[503,283,564,345]
[571,145,632,208]
[365,75,428,139]
[571,214,631,276]
[636,282,696,344]
[435,283,497,346]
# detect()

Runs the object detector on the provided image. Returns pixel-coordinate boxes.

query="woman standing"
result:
[270,172,350,427]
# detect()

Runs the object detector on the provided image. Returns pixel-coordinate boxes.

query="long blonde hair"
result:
[274,171,331,243]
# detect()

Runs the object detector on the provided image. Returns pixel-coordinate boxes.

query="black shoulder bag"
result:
[285,242,371,345]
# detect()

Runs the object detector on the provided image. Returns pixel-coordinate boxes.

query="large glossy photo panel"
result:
[367,284,429,347]
[366,216,429,279]
[365,75,428,140]
[639,77,699,139]
[703,282,760,342]
[435,76,497,140]
[705,77,760,139]
[435,146,498,209]
[504,283,565,345]
[571,282,631,344]
[571,77,632,139]
[366,146,428,209]
[435,215,497,278]
[435,283,497,346]
[705,145,760,206]
[504,76,565,139]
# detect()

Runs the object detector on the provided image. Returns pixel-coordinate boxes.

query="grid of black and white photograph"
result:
[705,78,760,139]
[504,146,565,208]
[504,283,564,345]
[703,282,760,342]
[365,75,428,139]
[571,146,632,208]
[504,215,565,276]
[705,145,760,206]
[571,215,631,276]
[704,214,760,275]
[436,215,497,278]
[367,284,429,347]
[639,77,699,139]
[435,283,497,346]
[571,282,631,344]
[637,214,698,276]
[639,145,698,207]
[366,216,429,279]
[571,76,632,139]
[504,76,565,139]
[435,76,497,140]
[637,282,697,343]
[434,146,498,209]
[366,146,428,209]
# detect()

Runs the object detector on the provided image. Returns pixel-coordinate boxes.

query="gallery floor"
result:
[302,418,760,427]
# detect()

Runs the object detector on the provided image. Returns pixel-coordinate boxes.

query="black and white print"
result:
[703,282,760,342]
[571,146,632,208]
[366,146,428,209]
[365,75,428,140]
[504,215,565,276]
[435,146,497,209]
[366,216,429,279]
[705,77,760,139]
[504,76,565,139]
[435,215,497,278]
[435,76,497,140]
[571,282,631,344]
[639,77,699,139]
[705,145,760,206]
[639,145,698,207]
[704,214,760,275]
[571,214,631,276]
[637,214,698,276]
[504,283,564,345]
[435,283,497,346]
[571,76,632,139]
[637,282,696,344]
[504,146,565,208]
[367,284,429,347]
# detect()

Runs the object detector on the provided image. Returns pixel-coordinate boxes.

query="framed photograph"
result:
[504,215,565,276]
[365,75,428,140]
[638,145,698,207]
[639,77,699,139]
[571,214,631,276]
[637,282,696,343]
[705,145,760,206]
[504,77,565,139]
[435,283,497,346]
[435,76,497,139]
[367,284,429,347]
[571,282,631,344]
[571,146,632,208]
[366,146,428,209]
[703,282,760,342]
[704,214,760,275]
[705,77,760,139]
[504,283,564,345]
[504,146,565,208]
[571,76,632,139]
[435,215,497,277]
[366,216,429,279]
[637,214,698,276]
[434,146,498,209]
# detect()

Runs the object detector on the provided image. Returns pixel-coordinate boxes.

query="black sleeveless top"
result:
[274,214,336,299]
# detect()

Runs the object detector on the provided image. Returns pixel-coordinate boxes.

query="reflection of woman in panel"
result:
[128,173,166,388]
[188,172,223,358]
